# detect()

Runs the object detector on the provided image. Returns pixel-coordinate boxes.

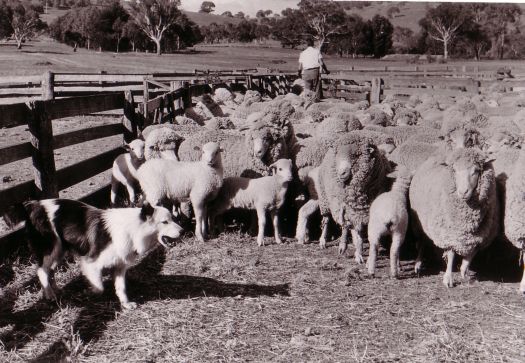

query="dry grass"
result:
[1,232,524,362]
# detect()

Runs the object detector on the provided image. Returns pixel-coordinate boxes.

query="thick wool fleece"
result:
[318,134,390,229]
[504,149,525,249]
[143,127,184,160]
[409,149,499,256]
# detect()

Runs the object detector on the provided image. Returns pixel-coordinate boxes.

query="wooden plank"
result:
[334,92,368,101]
[44,93,125,119]
[55,74,146,82]
[146,79,171,90]
[54,123,124,149]
[0,103,32,128]
[0,141,32,166]
[56,147,124,190]
[54,85,143,93]
[0,75,42,84]
[145,89,184,114]
[0,88,43,96]
[28,100,58,198]
[0,180,36,216]
[122,90,138,142]
[42,71,54,101]
[383,88,464,97]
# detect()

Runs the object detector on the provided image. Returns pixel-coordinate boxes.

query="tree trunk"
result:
[443,39,448,60]
[87,37,90,50]
[177,36,180,51]
[154,38,161,55]
[116,37,120,53]
[131,40,135,52]
[16,38,22,49]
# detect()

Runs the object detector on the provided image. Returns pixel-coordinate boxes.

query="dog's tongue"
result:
[161,236,178,248]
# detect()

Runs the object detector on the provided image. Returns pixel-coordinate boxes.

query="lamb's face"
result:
[335,142,377,183]
[201,142,222,167]
[270,159,293,182]
[128,139,145,161]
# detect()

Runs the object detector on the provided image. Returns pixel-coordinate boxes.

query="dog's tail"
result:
[2,201,35,229]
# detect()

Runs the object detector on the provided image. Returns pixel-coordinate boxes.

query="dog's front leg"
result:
[114,264,136,310]
[80,257,104,294]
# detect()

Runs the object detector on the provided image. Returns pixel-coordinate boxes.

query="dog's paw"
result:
[122,301,137,310]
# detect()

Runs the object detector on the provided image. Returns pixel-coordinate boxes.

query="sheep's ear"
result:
[140,202,155,221]
[367,146,375,155]
[123,143,131,151]
[438,135,445,141]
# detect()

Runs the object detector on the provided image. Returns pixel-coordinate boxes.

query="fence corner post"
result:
[42,71,54,100]
[28,100,58,198]
[370,77,381,104]
[123,90,138,142]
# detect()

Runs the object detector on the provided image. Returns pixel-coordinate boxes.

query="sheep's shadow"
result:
[2,247,289,361]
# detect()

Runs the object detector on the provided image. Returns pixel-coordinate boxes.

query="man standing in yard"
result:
[298,38,330,101]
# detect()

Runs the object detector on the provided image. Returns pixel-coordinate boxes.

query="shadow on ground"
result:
[0,247,289,362]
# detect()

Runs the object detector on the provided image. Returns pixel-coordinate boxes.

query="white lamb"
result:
[137,142,224,242]
[208,159,293,246]
[110,139,145,206]
[367,167,412,278]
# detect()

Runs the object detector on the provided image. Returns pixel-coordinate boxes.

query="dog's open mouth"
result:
[160,236,179,248]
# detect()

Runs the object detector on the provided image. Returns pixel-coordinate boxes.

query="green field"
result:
[2,36,525,77]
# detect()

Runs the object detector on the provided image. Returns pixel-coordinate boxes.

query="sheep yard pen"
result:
[1,70,525,362]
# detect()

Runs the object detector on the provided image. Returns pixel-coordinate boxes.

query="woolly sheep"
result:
[142,126,184,160]
[503,149,525,293]
[213,87,234,105]
[209,159,293,246]
[175,115,201,126]
[178,114,294,178]
[388,141,439,173]
[317,133,391,262]
[110,139,145,206]
[393,107,420,126]
[367,166,412,277]
[363,125,435,148]
[409,149,499,287]
[137,142,224,242]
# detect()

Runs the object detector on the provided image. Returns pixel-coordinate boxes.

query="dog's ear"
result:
[140,201,155,221]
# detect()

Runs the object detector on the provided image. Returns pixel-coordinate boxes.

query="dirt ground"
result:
[0,233,524,362]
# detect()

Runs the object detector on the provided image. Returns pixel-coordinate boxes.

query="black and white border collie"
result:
[17,199,182,309]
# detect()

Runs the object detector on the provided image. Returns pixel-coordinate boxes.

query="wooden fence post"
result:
[122,90,138,142]
[182,81,191,110]
[247,75,253,90]
[41,71,54,100]
[28,100,58,198]
[370,77,381,104]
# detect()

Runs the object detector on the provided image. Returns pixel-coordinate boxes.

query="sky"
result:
[180,0,299,17]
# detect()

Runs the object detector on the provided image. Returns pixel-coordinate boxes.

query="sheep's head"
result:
[334,135,378,184]
[144,128,184,161]
[197,142,223,168]
[444,149,493,201]
[125,139,145,161]
[441,119,481,150]
[269,158,293,182]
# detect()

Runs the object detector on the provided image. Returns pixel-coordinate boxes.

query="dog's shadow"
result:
[0,248,289,362]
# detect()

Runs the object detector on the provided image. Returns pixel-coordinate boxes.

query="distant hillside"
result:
[184,11,242,27]
[39,4,242,27]
[341,1,525,33]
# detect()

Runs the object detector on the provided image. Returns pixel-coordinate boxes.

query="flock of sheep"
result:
[111,83,525,291]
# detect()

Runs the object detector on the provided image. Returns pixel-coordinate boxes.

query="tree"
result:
[128,0,183,55]
[393,26,415,53]
[221,11,233,17]
[272,8,305,48]
[234,11,245,19]
[0,1,12,40]
[235,20,257,42]
[484,4,521,59]
[122,21,145,51]
[422,3,468,60]
[367,15,393,58]
[6,1,46,49]
[199,1,215,14]
[298,0,347,49]
[330,14,367,58]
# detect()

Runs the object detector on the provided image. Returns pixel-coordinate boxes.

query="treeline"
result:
[48,0,201,54]
[0,0,47,49]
